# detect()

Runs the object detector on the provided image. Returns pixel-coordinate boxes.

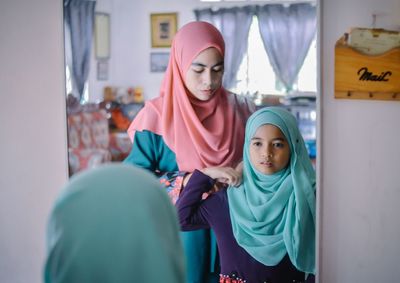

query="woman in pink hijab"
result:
[124,21,254,283]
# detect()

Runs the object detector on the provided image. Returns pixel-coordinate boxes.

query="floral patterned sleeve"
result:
[157,171,187,205]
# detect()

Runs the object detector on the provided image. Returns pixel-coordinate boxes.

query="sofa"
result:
[67,104,135,176]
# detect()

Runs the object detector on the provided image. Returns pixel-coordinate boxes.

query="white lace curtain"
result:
[257,3,317,92]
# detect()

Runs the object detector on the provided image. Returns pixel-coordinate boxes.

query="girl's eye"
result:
[273,142,284,148]
[252,141,262,147]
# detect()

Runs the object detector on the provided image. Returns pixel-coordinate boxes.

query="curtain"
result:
[64,0,96,102]
[194,6,254,90]
[256,3,316,92]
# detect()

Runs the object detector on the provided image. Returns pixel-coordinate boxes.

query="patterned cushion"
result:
[67,109,112,175]
[68,110,110,150]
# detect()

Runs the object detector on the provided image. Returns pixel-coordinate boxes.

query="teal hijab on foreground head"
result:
[227,107,316,274]
[44,164,185,283]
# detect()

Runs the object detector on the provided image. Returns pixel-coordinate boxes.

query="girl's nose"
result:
[264,146,273,158]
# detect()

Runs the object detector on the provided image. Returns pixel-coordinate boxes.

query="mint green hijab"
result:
[44,164,185,283]
[227,107,316,274]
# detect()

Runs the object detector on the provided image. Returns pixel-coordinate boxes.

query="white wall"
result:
[0,0,68,283]
[319,0,400,282]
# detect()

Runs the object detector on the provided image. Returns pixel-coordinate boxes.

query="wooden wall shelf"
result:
[335,36,400,101]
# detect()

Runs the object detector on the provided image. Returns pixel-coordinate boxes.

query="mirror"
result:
[64,0,319,177]
[63,0,319,280]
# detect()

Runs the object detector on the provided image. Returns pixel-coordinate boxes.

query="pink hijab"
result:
[128,21,252,172]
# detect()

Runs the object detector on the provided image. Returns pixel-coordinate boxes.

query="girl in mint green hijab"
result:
[44,164,186,283]
[227,106,316,274]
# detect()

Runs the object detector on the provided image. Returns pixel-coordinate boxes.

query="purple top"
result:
[176,170,312,283]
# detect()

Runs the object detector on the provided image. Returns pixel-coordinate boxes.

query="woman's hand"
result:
[201,166,242,187]
[235,161,243,174]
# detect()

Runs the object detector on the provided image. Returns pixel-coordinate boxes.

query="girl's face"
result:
[249,124,291,175]
[185,47,224,101]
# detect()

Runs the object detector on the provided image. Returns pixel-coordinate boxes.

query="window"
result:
[230,16,317,96]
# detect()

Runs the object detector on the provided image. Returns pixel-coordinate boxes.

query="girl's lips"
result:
[260,161,273,167]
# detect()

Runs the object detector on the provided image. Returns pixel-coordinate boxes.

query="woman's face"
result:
[185,47,224,101]
[249,124,291,175]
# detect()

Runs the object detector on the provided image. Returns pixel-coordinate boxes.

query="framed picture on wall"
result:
[150,13,178,48]
[95,13,110,59]
[97,60,109,80]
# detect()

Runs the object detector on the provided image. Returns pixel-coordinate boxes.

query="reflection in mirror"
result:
[63,0,318,281]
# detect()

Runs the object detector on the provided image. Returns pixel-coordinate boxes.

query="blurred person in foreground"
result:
[44,163,185,283]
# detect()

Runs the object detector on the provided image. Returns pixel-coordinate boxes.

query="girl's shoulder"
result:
[209,187,229,203]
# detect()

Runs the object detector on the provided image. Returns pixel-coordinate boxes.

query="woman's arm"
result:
[124,130,186,203]
[124,130,173,171]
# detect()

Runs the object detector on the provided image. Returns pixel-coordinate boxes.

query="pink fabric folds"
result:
[127,21,252,172]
